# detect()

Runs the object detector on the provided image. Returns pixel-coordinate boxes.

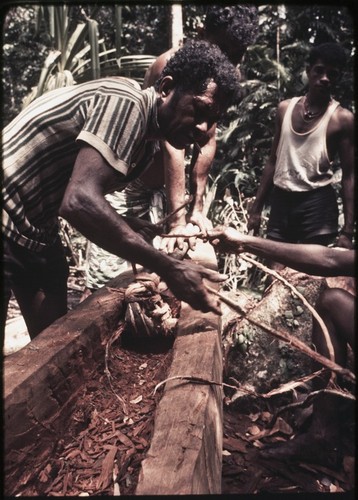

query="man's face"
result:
[157,78,225,150]
[306,59,341,95]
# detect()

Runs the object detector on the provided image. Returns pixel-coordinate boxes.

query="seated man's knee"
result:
[315,287,342,315]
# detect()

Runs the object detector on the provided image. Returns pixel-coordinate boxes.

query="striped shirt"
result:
[2,77,159,251]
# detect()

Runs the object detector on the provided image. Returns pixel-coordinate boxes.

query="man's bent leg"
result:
[12,284,68,339]
[4,238,69,339]
[312,287,354,368]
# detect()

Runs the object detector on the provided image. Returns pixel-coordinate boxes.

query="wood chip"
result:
[96,445,117,490]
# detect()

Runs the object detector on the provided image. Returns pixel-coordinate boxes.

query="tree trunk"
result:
[169,3,183,48]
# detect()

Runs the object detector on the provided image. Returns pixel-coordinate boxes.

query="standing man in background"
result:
[247,42,354,270]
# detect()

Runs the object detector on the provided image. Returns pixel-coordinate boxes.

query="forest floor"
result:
[4,268,355,497]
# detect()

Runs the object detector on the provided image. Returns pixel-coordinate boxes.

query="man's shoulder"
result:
[276,98,294,119]
[335,104,354,120]
[278,97,300,107]
[332,104,354,131]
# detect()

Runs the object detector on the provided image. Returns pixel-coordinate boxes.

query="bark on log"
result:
[136,241,223,495]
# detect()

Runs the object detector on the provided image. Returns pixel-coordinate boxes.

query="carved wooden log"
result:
[136,240,223,495]
[3,271,133,496]
[4,243,223,496]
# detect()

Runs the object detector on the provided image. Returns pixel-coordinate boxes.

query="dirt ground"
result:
[5,274,355,496]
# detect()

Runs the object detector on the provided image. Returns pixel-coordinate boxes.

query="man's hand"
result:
[160,224,189,254]
[160,222,202,254]
[207,227,245,253]
[188,211,213,235]
[164,258,227,315]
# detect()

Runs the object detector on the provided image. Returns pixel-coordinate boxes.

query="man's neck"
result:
[306,89,332,107]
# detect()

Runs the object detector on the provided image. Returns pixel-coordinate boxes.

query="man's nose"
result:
[320,71,330,83]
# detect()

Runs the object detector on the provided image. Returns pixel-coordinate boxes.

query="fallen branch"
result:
[267,386,355,431]
[228,369,325,403]
[205,285,355,384]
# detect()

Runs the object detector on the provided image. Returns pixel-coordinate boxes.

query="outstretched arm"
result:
[208,227,355,277]
[160,124,217,254]
[60,145,225,314]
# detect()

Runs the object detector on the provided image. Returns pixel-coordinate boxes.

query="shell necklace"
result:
[303,94,331,121]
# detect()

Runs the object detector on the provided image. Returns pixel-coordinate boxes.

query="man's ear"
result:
[158,76,175,98]
[305,65,311,76]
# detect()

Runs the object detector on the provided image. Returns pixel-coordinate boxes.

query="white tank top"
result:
[274,96,340,191]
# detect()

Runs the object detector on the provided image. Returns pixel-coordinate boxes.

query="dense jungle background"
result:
[2,2,355,291]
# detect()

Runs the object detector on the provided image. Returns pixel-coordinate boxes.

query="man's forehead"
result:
[310,58,340,70]
[194,81,224,114]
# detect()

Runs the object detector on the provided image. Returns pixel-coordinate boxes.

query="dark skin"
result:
[12,282,67,340]
[208,226,355,461]
[207,226,355,367]
[247,59,354,263]
[59,77,229,317]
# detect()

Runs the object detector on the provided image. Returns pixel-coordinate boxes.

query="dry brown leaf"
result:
[96,445,117,490]
[260,411,272,422]
[116,430,135,448]
[247,425,261,436]
[223,436,247,453]
[247,417,293,441]
[39,469,49,483]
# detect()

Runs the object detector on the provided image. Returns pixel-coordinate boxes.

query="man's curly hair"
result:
[204,5,259,61]
[155,40,241,107]
[308,42,347,71]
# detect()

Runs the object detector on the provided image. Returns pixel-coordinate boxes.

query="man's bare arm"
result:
[247,101,287,233]
[336,109,354,249]
[188,126,217,230]
[59,145,225,314]
[208,227,355,277]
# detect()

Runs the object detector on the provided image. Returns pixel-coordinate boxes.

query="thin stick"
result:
[205,284,355,383]
[154,196,193,228]
[159,232,204,238]
[153,374,239,395]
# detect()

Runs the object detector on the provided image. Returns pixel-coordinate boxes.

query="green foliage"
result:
[203,4,354,292]
[2,7,50,124]
[2,4,170,124]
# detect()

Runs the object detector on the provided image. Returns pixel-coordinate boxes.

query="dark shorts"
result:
[3,237,69,303]
[267,185,339,243]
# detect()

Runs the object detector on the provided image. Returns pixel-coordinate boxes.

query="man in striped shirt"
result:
[2,40,241,339]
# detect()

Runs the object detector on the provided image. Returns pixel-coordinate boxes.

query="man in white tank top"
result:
[247,42,354,270]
